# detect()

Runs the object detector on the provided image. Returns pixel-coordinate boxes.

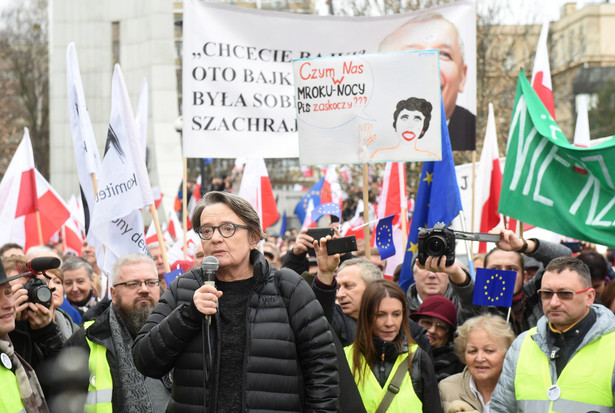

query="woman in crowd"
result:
[439,314,515,412]
[45,268,79,340]
[410,295,465,381]
[346,279,442,413]
[132,191,338,413]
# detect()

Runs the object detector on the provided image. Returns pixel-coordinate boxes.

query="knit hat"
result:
[410,295,457,329]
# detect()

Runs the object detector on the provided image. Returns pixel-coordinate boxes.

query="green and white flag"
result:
[500,69,615,246]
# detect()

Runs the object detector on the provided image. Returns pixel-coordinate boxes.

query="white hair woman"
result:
[439,314,515,413]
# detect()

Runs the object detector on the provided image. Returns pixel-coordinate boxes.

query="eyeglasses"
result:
[195,223,249,240]
[114,279,160,289]
[537,287,592,301]
[417,318,449,333]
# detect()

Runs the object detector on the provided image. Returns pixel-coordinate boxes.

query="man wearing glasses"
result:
[491,256,615,413]
[65,253,171,412]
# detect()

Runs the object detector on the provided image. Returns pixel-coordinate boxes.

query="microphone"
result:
[28,257,61,273]
[16,257,62,279]
[201,256,219,325]
[201,256,219,287]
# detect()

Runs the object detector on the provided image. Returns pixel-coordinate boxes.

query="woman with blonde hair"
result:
[346,279,442,413]
[439,314,515,413]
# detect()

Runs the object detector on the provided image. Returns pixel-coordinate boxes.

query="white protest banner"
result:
[293,51,441,164]
[182,0,476,158]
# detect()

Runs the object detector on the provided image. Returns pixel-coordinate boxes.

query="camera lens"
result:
[35,286,52,306]
[425,235,447,256]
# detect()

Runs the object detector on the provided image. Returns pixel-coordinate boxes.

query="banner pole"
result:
[150,204,170,273]
[182,158,188,260]
[400,162,408,252]
[362,162,371,258]
[35,211,44,245]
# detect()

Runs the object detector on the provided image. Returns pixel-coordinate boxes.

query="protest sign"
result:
[293,52,441,164]
[182,0,476,158]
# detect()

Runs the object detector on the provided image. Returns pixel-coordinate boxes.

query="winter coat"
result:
[439,367,482,412]
[132,250,339,413]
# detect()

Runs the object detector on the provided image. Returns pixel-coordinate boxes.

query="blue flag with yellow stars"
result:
[375,214,396,260]
[398,99,463,292]
[294,178,324,223]
[472,268,516,307]
[312,202,342,223]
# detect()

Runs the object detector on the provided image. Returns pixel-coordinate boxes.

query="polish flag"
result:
[477,104,503,253]
[0,129,71,250]
[531,21,556,119]
[239,158,279,231]
[321,165,344,207]
[152,186,163,209]
[145,223,158,245]
[167,210,184,241]
[62,216,84,255]
[376,162,408,276]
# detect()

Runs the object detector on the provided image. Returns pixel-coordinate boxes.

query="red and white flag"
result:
[167,210,184,241]
[375,162,408,277]
[239,158,279,231]
[0,129,71,250]
[152,186,163,209]
[62,216,84,255]
[476,103,503,253]
[531,21,556,119]
[321,165,344,207]
[145,223,159,245]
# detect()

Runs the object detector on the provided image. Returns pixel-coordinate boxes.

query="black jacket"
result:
[132,250,339,413]
[64,302,171,411]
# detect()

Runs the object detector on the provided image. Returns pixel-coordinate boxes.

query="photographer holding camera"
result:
[1,255,64,377]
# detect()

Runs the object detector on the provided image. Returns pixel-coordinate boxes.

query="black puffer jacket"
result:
[132,250,339,413]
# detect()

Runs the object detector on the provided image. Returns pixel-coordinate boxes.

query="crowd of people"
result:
[1,190,615,412]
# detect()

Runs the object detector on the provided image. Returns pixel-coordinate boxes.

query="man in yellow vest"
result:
[0,256,49,412]
[65,253,170,412]
[491,256,615,413]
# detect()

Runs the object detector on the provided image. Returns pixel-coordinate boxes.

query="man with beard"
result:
[65,253,171,412]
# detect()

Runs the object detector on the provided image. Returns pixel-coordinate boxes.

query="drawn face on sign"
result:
[392,97,432,141]
[396,109,425,142]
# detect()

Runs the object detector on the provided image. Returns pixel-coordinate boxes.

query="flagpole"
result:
[400,163,408,251]
[362,163,371,258]
[150,204,171,273]
[470,150,476,252]
[35,211,44,245]
[182,158,188,260]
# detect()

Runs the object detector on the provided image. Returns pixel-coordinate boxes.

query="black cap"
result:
[0,259,27,286]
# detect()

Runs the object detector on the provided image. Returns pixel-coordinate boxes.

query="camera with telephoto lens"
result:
[23,276,53,308]
[417,223,456,266]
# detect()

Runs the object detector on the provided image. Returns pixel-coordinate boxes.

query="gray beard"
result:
[117,303,153,334]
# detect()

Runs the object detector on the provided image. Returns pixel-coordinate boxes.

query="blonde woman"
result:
[439,314,515,413]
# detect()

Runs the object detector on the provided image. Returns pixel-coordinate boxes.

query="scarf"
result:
[0,336,49,413]
[108,306,153,413]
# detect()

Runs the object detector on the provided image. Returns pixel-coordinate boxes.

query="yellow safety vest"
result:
[84,320,113,413]
[0,364,26,413]
[514,326,615,413]
[344,343,423,413]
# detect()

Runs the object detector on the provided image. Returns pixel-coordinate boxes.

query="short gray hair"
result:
[62,256,94,280]
[338,258,383,283]
[191,191,266,242]
[454,314,515,364]
[110,253,157,286]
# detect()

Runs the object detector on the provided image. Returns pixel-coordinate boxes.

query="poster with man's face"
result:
[182,0,475,159]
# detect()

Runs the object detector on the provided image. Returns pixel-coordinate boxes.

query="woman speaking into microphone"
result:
[132,191,338,413]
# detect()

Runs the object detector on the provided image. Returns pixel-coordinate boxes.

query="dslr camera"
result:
[23,276,53,308]
[417,223,501,266]
[417,223,456,266]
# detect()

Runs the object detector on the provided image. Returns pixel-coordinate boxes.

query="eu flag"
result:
[472,268,516,307]
[375,214,396,260]
[294,178,324,223]
[398,99,463,292]
[312,202,342,223]
[279,210,287,237]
